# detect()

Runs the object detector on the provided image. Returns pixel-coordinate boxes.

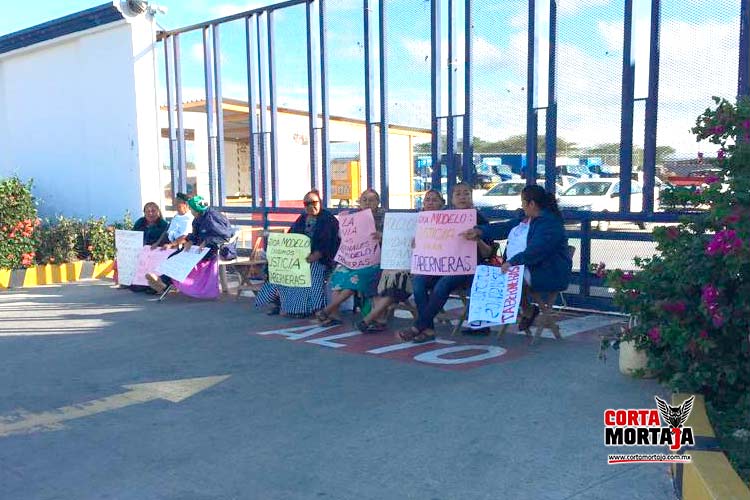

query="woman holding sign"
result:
[356,189,446,333]
[146,195,233,299]
[315,189,384,327]
[255,189,340,318]
[397,183,495,343]
[465,185,572,335]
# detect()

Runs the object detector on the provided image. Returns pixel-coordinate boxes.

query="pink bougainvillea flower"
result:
[743,119,750,129]
[705,175,720,184]
[701,284,720,308]
[717,149,726,160]
[712,125,725,135]
[711,312,724,328]
[699,330,709,339]
[706,230,743,256]
[666,227,680,240]
[647,327,661,343]
[723,213,741,225]
[621,272,634,282]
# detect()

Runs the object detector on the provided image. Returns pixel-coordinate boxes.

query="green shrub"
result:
[0,177,39,269]
[607,96,750,406]
[35,216,82,265]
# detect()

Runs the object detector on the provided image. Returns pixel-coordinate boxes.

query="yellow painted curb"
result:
[0,269,10,288]
[0,261,113,289]
[671,393,750,500]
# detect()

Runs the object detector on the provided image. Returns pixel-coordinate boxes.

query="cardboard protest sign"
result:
[130,247,174,286]
[114,230,144,285]
[267,233,312,287]
[380,212,418,270]
[410,209,477,275]
[157,247,210,282]
[334,210,381,269]
[467,264,524,325]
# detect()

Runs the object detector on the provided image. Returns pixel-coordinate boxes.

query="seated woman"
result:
[128,201,169,292]
[315,189,384,327]
[134,202,169,245]
[396,182,495,343]
[468,184,572,336]
[254,189,340,318]
[356,189,446,333]
[145,195,234,299]
[150,192,194,250]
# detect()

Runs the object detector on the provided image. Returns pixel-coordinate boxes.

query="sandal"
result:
[315,310,330,323]
[396,327,421,342]
[320,317,342,327]
[357,320,386,333]
[413,329,436,343]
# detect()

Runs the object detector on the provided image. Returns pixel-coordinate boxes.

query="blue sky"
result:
[2,0,744,156]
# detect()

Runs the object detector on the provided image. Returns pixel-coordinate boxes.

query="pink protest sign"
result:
[411,209,477,275]
[131,247,173,286]
[334,209,381,269]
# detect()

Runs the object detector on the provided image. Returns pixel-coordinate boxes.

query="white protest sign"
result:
[131,247,174,286]
[380,212,418,270]
[157,247,210,282]
[467,264,524,325]
[334,210,381,269]
[114,230,144,286]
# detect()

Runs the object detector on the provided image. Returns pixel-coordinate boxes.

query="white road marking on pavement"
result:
[0,375,230,438]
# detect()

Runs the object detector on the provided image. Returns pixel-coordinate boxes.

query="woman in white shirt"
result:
[151,192,194,250]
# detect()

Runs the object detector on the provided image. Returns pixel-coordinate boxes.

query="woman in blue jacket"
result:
[469,184,572,333]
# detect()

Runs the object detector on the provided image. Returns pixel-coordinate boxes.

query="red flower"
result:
[661,301,686,314]
[648,327,661,343]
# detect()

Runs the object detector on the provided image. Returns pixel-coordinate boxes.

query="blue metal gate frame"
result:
[157,0,750,310]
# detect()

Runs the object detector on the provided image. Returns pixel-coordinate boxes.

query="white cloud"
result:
[402,36,508,66]
[557,0,611,16]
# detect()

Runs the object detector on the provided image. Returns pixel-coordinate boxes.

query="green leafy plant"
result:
[0,177,40,269]
[606,96,750,406]
[34,216,82,265]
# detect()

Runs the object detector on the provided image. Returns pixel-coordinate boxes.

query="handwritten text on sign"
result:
[380,212,418,270]
[268,233,312,287]
[157,247,210,282]
[114,230,144,286]
[411,209,477,275]
[334,210,380,269]
[131,247,173,286]
[468,265,524,325]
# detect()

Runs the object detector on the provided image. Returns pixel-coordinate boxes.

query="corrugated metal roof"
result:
[0,3,125,56]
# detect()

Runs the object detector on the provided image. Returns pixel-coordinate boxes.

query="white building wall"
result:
[0,12,160,221]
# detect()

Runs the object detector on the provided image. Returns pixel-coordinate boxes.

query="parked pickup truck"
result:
[667,168,722,186]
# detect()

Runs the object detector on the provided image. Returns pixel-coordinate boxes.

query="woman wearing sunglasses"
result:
[255,189,340,318]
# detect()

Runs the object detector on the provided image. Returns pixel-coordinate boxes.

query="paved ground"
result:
[0,281,675,500]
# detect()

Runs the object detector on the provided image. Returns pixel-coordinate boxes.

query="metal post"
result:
[739,0,750,97]
[173,34,187,193]
[378,0,389,208]
[319,0,331,205]
[363,0,376,191]
[462,0,473,187]
[257,15,268,209]
[203,26,217,205]
[306,0,320,190]
[246,15,258,209]
[580,218,592,297]
[619,0,635,213]
[446,0,456,197]
[163,35,179,199]
[642,0,660,214]
[526,0,538,183]
[544,0,557,195]
[267,11,279,207]
[213,24,226,205]
[430,0,442,192]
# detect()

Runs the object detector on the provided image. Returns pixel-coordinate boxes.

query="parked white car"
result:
[474,180,528,209]
[558,179,653,230]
